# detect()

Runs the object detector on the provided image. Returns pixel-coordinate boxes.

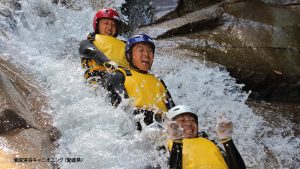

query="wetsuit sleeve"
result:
[169,141,183,169]
[160,79,176,109]
[79,39,110,65]
[222,139,246,169]
[105,70,127,107]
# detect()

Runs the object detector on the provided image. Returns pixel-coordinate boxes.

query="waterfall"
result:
[0,0,299,168]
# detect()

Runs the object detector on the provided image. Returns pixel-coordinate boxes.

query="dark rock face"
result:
[179,1,300,102]
[150,0,179,23]
[122,0,221,32]
[0,109,31,134]
[133,3,222,38]
[0,58,58,168]
[177,0,221,16]
[217,1,300,102]
[260,0,300,5]
[224,1,300,27]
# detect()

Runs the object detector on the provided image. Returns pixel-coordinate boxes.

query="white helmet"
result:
[165,105,198,121]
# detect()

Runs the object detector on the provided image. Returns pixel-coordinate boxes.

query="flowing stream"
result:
[0,0,299,168]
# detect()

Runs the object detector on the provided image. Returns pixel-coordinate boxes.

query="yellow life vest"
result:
[119,68,168,113]
[82,34,129,81]
[168,138,229,169]
[93,34,129,68]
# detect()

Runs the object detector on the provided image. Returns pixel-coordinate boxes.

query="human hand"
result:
[215,114,233,140]
[166,121,184,140]
[103,61,118,73]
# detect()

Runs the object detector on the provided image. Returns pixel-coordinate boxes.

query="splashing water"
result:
[1,0,299,168]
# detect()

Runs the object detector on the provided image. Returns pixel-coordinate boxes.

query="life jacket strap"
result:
[120,68,132,76]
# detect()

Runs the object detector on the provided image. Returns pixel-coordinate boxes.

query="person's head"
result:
[93,8,120,37]
[125,34,155,72]
[165,105,198,138]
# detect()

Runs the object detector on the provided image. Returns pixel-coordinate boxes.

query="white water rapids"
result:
[1,0,299,168]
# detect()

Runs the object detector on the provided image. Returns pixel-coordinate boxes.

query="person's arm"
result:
[221,139,246,169]
[216,115,246,169]
[79,39,110,65]
[105,70,127,106]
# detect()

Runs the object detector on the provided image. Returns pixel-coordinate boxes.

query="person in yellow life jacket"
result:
[164,105,246,169]
[79,8,129,84]
[104,34,175,130]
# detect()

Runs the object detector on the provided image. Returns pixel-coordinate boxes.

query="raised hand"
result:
[166,121,184,140]
[215,114,233,140]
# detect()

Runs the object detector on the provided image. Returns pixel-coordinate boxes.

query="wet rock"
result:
[122,0,221,32]
[134,3,222,38]
[223,1,300,27]
[0,129,54,169]
[150,0,179,23]
[0,109,31,134]
[48,126,62,142]
[286,4,300,15]
[0,59,53,130]
[248,100,300,136]
[259,0,300,5]
[0,58,57,169]
[0,70,40,129]
[177,0,222,17]
[176,0,300,102]
[151,0,223,23]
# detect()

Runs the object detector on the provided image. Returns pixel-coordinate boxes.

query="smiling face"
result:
[131,42,154,72]
[174,113,198,138]
[98,18,117,36]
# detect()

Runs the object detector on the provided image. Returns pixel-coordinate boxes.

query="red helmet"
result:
[93,8,121,35]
